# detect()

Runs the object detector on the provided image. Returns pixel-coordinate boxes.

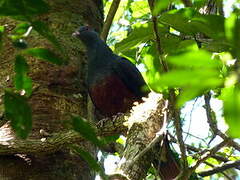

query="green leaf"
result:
[115,23,153,53]
[0,25,4,51]
[70,145,107,180]
[14,55,32,96]
[166,50,221,68]
[130,1,150,18]
[13,23,30,35]
[0,0,49,17]
[4,90,32,139]
[159,8,225,39]
[153,0,169,16]
[72,116,103,147]
[23,48,65,65]
[222,85,240,138]
[225,13,240,59]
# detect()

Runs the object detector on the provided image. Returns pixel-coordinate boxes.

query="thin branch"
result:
[198,160,240,177]
[199,160,233,180]
[169,133,240,168]
[191,140,229,171]
[148,0,168,72]
[204,93,240,152]
[100,0,121,41]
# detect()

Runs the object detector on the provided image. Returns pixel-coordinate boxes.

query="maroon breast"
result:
[89,75,141,117]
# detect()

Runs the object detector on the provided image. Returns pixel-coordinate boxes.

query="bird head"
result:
[72,26,99,47]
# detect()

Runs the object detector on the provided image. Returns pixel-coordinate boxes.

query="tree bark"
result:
[0,0,103,179]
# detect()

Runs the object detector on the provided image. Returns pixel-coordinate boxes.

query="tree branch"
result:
[198,160,240,177]
[100,0,121,41]
[204,93,240,152]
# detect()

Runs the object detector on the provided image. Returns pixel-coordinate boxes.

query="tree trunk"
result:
[0,0,103,179]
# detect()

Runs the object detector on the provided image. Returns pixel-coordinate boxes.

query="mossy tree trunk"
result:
[0,0,103,179]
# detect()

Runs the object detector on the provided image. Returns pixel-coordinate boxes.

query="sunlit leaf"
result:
[72,116,103,147]
[115,23,153,53]
[131,0,150,18]
[225,13,240,59]
[166,50,221,68]
[70,145,107,180]
[23,48,65,65]
[4,90,32,139]
[14,55,32,96]
[222,85,240,138]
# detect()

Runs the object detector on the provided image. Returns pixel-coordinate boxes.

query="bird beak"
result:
[72,31,80,37]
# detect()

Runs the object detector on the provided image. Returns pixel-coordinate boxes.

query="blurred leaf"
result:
[13,23,30,35]
[70,145,107,180]
[0,0,49,17]
[4,90,32,139]
[166,50,221,68]
[131,0,150,18]
[202,40,231,52]
[14,55,32,96]
[115,23,153,53]
[225,13,240,59]
[159,50,223,106]
[222,85,240,138]
[0,25,4,51]
[159,8,225,39]
[153,0,169,16]
[176,40,198,53]
[72,116,103,147]
[23,48,65,65]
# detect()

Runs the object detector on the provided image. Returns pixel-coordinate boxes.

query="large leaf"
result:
[23,48,65,65]
[221,85,240,138]
[159,50,223,106]
[115,23,153,53]
[70,145,107,179]
[0,0,49,17]
[4,90,32,139]
[72,116,103,147]
[166,50,221,68]
[14,55,32,96]
[159,8,225,40]
[225,13,240,59]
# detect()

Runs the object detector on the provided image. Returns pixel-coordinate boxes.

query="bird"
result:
[73,26,150,117]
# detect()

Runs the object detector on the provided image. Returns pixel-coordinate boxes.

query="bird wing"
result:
[112,56,150,98]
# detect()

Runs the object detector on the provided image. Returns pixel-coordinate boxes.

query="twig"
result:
[100,0,121,41]
[199,160,233,179]
[198,160,240,177]
[147,0,168,72]
[204,93,240,152]
[191,140,229,171]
